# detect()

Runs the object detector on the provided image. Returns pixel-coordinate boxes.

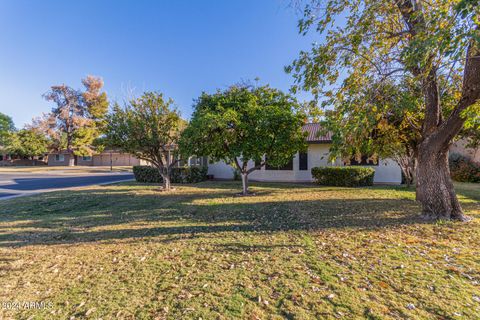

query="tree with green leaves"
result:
[288,0,480,221]
[82,75,109,133]
[106,92,186,191]
[40,76,108,165]
[6,128,49,160]
[0,113,15,148]
[322,78,422,187]
[180,84,307,195]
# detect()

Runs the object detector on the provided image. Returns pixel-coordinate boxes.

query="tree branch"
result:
[433,36,480,148]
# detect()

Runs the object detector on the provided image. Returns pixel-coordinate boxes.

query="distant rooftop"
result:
[302,123,332,143]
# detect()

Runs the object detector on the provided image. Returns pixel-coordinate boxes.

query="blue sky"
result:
[0,0,315,128]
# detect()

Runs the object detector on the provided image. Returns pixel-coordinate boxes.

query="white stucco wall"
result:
[207,143,402,184]
[371,158,402,183]
[207,160,237,179]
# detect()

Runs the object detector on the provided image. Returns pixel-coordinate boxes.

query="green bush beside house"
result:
[449,153,480,183]
[311,166,375,187]
[133,165,208,184]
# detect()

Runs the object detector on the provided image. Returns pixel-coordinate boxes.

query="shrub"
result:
[311,166,375,187]
[133,166,162,183]
[133,166,208,183]
[449,153,480,183]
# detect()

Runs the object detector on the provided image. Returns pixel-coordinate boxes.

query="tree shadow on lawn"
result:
[0,181,301,232]
[193,180,359,192]
[0,201,428,248]
[213,242,305,253]
[0,181,477,248]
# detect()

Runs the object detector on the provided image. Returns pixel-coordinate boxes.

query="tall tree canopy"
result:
[0,113,15,148]
[288,0,480,221]
[6,128,49,160]
[106,92,186,191]
[180,84,307,195]
[82,75,109,132]
[322,78,422,186]
[39,76,108,165]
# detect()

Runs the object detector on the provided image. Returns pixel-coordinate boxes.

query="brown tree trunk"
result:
[241,173,249,195]
[163,175,171,190]
[396,2,480,222]
[157,165,172,191]
[395,153,416,187]
[402,162,415,187]
[415,142,469,221]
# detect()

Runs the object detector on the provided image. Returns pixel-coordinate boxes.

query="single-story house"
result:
[47,150,209,167]
[0,152,47,166]
[207,123,403,184]
[47,150,145,166]
[47,124,402,183]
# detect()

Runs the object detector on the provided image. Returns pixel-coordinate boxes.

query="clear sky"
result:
[0,0,315,128]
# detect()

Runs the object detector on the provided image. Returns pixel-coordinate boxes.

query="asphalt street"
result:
[0,172,134,199]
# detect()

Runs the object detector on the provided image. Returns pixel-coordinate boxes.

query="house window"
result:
[55,154,65,162]
[82,156,92,161]
[299,152,308,171]
[265,157,293,170]
[188,156,202,166]
[349,155,378,166]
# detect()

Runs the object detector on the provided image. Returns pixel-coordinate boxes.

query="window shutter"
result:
[299,152,308,171]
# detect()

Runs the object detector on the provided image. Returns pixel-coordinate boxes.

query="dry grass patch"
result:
[0,181,478,319]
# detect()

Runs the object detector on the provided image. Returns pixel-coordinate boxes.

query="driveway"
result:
[0,172,134,199]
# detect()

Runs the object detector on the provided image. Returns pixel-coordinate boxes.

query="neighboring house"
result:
[0,152,47,166]
[47,151,76,166]
[47,150,145,166]
[91,150,144,166]
[207,123,403,184]
[47,149,208,167]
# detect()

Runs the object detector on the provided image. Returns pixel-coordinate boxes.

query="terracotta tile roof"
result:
[302,123,332,143]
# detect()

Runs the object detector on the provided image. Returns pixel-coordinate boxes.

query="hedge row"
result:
[133,166,208,183]
[449,153,480,183]
[311,166,375,187]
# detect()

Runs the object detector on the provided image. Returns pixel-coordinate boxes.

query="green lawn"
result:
[0,181,479,319]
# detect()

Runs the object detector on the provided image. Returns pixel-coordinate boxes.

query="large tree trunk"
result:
[416,142,468,221]
[414,38,480,221]
[396,1,480,222]
[241,173,249,195]
[162,174,171,191]
[395,153,416,187]
[157,166,172,191]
